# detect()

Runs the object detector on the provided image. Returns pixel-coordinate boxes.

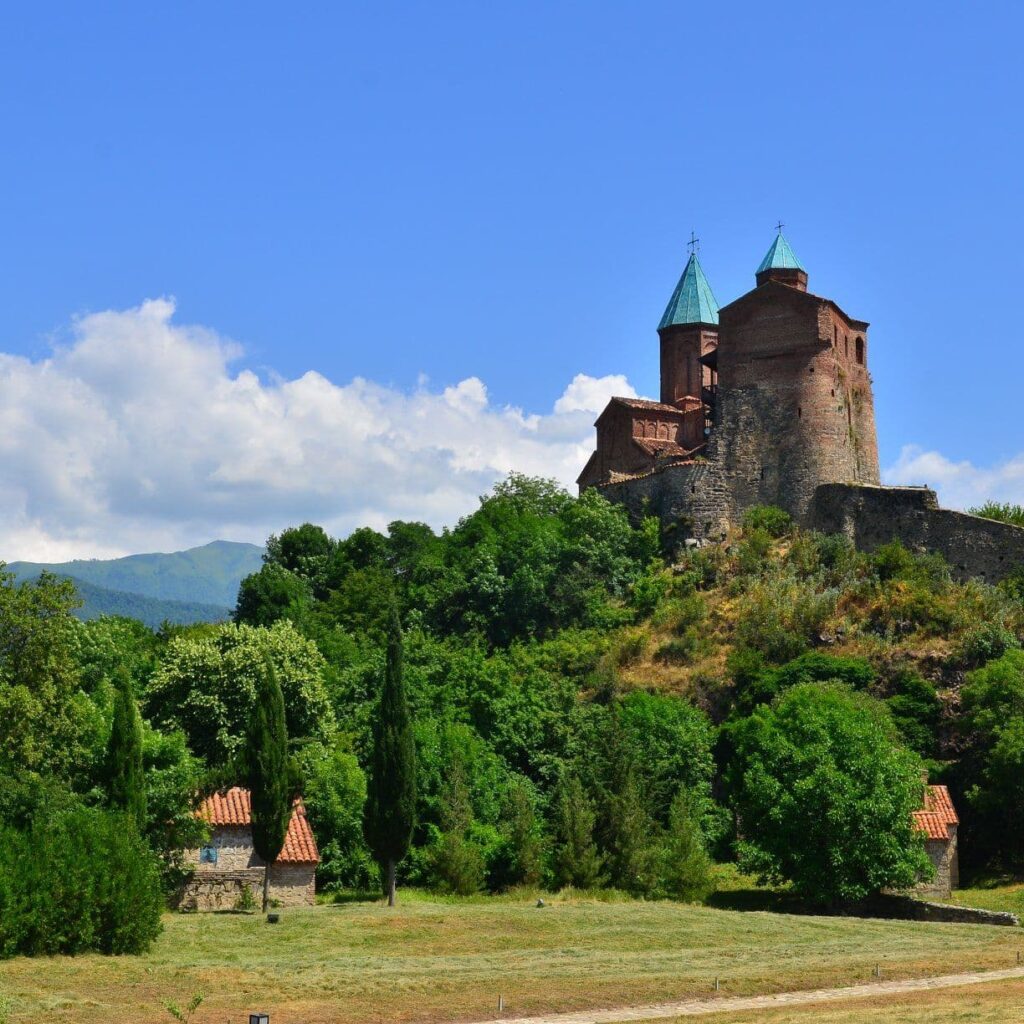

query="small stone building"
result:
[912,784,959,900]
[179,787,319,911]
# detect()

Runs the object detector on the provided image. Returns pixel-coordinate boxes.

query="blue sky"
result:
[1,2,1022,558]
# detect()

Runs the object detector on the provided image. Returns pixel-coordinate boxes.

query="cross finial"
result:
[775,220,785,235]
[687,230,700,256]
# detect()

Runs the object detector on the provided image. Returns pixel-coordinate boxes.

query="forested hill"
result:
[58,577,232,628]
[7,539,263,608]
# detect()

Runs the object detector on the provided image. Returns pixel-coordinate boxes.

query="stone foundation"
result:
[178,868,264,912]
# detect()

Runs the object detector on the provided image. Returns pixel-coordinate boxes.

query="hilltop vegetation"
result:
[5,475,1024,959]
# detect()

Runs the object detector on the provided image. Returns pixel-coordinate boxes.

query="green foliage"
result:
[245,658,294,909]
[300,739,375,891]
[551,773,603,889]
[0,570,98,782]
[428,760,486,895]
[742,505,792,538]
[734,652,875,717]
[659,787,714,902]
[164,993,204,1023]
[734,577,836,664]
[954,620,1019,669]
[968,502,1024,528]
[492,776,543,889]
[364,607,417,902]
[106,667,146,826]
[147,620,334,764]
[234,563,310,627]
[730,683,931,905]
[884,670,941,758]
[0,806,163,957]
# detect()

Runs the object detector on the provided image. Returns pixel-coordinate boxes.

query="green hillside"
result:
[7,539,263,608]
[61,576,231,628]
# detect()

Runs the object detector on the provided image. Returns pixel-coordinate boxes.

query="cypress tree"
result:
[246,656,292,912]
[364,604,417,906]
[552,773,603,889]
[106,667,146,828]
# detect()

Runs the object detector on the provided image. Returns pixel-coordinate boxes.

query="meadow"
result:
[2,894,1023,1024]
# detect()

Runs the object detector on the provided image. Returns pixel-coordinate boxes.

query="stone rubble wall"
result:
[177,868,265,912]
[811,483,1024,583]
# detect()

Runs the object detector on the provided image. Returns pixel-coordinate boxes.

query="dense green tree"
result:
[300,739,376,890]
[364,606,417,906]
[0,570,97,782]
[428,759,485,895]
[659,787,714,902]
[551,773,603,889]
[730,683,930,905]
[265,523,335,577]
[147,620,333,764]
[106,667,146,826]
[492,775,543,889]
[245,657,294,912]
[234,562,309,626]
[0,806,163,957]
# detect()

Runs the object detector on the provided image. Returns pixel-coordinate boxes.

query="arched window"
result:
[855,337,865,364]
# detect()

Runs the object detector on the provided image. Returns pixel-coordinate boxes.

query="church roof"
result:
[197,787,320,864]
[912,785,958,841]
[756,232,806,273]
[658,253,719,329]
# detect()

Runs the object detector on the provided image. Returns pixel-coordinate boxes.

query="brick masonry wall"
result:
[184,825,257,871]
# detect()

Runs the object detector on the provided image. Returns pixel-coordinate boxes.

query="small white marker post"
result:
[714,977,720,992]
[498,995,504,1012]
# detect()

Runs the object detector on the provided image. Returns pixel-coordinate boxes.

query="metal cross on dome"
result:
[775,220,785,235]
[687,231,700,256]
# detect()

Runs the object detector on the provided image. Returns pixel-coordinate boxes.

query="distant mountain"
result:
[7,540,265,608]
[63,577,233,629]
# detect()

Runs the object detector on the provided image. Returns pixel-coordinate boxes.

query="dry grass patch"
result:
[1,895,1024,1023]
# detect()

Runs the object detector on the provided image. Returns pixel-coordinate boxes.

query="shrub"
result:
[954,621,1020,669]
[0,806,163,958]
[968,502,1024,528]
[742,505,792,538]
[734,578,837,664]
[655,636,698,664]
[884,669,941,757]
[736,528,774,575]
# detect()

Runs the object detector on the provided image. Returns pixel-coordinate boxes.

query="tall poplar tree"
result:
[106,666,146,827]
[364,604,417,906]
[246,656,292,912]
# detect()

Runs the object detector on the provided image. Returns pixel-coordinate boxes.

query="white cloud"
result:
[884,445,1024,511]
[0,299,636,561]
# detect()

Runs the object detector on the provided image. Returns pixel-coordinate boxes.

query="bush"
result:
[659,787,714,902]
[734,578,837,664]
[0,806,164,958]
[968,502,1024,528]
[954,621,1020,669]
[742,505,792,538]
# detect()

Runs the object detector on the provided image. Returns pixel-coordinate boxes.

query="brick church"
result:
[577,230,1024,581]
[578,230,881,539]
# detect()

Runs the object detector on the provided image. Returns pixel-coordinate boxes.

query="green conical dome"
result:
[756,232,805,273]
[658,253,719,329]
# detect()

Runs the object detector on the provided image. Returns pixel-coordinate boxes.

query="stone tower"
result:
[706,231,880,520]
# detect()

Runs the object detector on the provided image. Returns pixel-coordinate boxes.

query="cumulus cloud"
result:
[884,445,1024,511]
[0,299,634,561]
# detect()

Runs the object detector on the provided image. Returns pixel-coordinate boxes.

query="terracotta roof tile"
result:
[912,785,958,841]
[198,787,320,864]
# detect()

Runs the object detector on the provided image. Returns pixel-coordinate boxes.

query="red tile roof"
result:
[912,784,958,841]
[198,787,320,864]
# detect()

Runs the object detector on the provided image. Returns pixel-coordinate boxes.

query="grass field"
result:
[2,893,1024,1024]
[644,977,1024,1023]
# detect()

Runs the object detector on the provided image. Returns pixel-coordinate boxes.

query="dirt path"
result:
[476,966,1024,1023]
